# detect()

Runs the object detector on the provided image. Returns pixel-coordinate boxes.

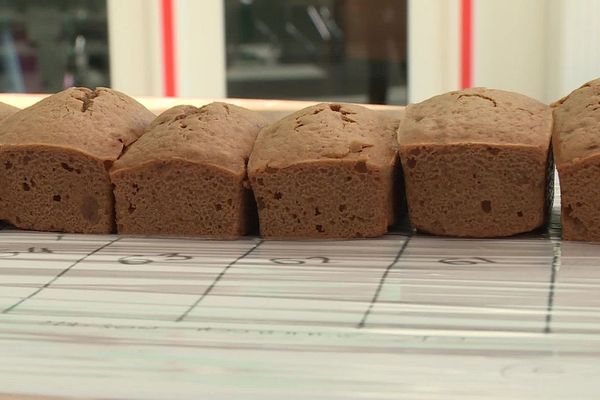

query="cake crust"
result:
[111,102,268,237]
[0,87,154,233]
[248,103,398,238]
[398,88,553,237]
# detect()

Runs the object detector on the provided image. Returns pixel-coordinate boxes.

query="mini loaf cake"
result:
[248,103,398,238]
[110,102,268,237]
[0,87,154,233]
[552,78,600,241]
[398,87,553,237]
[0,102,19,121]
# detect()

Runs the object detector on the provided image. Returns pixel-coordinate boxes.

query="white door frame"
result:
[107,0,226,98]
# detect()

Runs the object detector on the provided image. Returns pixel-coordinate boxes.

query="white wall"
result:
[547,0,600,101]
[107,0,163,96]
[473,0,600,103]
[473,0,547,102]
[409,0,600,104]
[107,0,225,98]
[174,0,226,98]
[408,0,459,103]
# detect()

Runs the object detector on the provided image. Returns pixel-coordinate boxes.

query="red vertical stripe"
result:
[460,0,473,88]
[161,0,176,97]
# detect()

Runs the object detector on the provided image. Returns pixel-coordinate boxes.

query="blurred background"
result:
[0,0,599,104]
[0,0,110,92]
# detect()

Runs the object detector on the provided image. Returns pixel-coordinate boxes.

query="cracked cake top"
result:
[0,87,155,161]
[399,87,552,148]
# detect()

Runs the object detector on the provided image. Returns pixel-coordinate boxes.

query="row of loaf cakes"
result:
[115,102,398,238]
[0,90,267,236]
[0,90,398,238]
[0,80,597,242]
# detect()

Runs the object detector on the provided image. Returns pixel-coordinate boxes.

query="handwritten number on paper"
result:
[439,257,496,265]
[270,257,331,265]
[0,248,53,257]
[28,247,53,254]
[118,253,193,265]
[160,253,192,261]
[118,255,151,265]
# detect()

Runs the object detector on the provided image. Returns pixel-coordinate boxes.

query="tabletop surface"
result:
[2,185,600,400]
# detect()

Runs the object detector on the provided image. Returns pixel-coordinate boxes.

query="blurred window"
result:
[225,0,407,105]
[0,0,109,93]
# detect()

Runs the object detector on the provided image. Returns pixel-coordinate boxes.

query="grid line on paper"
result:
[544,241,561,334]
[175,239,264,322]
[357,235,412,328]
[1,236,121,314]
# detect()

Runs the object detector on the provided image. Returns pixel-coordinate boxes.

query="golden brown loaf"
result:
[398,87,553,237]
[248,103,398,238]
[110,102,268,237]
[552,78,600,241]
[0,87,155,233]
[0,102,19,121]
